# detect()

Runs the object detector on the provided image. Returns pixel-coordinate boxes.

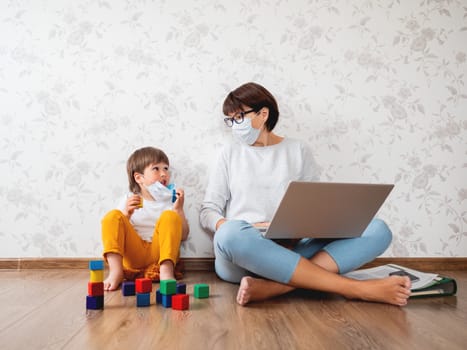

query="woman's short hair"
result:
[223,82,279,131]
[126,146,169,193]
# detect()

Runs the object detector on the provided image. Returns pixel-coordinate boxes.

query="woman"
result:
[199,82,410,306]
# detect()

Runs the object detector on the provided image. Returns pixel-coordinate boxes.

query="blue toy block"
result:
[176,283,186,294]
[161,294,172,308]
[155,289,162,304]
[160,279,176,295]
[122,281,135,296]
[89,260,104,271]
[136,292,151,307]
[86,295,104,309]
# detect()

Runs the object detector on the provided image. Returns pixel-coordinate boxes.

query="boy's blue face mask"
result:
[145,181,176,203]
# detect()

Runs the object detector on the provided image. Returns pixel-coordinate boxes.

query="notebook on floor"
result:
[259,181,394,239]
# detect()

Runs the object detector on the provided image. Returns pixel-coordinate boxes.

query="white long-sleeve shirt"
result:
[199,137,320,233]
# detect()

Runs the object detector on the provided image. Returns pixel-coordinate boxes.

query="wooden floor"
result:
[1,270,466,350]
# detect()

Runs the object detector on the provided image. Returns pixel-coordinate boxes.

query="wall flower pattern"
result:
[0,0,465,258]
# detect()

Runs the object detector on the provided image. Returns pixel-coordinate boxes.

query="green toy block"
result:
[160,279,176,295]
[194,283,209,298]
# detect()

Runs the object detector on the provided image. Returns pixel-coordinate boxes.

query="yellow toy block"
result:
[90,270,104,282]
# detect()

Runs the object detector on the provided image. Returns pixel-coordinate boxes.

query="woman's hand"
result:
[216,218,227,230]
[253,222,270,228]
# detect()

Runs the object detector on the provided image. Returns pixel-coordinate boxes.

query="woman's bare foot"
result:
[347,276,411,306]
[103,270,123,291]
[237,275,411,307]
[236,276,294,306]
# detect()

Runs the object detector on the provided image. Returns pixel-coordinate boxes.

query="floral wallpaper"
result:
[0,0,465,258]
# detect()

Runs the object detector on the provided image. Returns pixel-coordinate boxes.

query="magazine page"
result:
[344,264,438,290]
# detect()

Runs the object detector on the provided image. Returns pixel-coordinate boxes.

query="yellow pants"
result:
[101,209,182,271]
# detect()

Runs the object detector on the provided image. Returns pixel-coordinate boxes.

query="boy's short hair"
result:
[222,82,280,132]
[127,147,169,193]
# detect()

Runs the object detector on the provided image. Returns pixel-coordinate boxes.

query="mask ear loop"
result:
[167,183,177,203]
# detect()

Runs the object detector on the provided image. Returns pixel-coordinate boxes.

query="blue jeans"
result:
[213,218,392,284]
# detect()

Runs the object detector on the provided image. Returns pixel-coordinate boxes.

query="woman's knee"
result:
[213,220,248,252]
[368,218,392,250]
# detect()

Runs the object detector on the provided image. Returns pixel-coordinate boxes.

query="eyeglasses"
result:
[223,109,256,127]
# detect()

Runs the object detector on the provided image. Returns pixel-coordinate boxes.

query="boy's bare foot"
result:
[236,276,294,306]
[103,253,124,291]
[103,270,123,291]
[159,260,175,281]
[346,276,411,306]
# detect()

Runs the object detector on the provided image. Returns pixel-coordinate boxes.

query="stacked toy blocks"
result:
[172,282,189,310]
[154,280,190,310]
[135,278,152,307]
[158,279,177,308]
[86,260,104,310]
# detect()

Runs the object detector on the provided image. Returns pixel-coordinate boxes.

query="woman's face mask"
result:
[232,117,261,145]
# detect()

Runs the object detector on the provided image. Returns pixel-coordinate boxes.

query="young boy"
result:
[101,147,189,291]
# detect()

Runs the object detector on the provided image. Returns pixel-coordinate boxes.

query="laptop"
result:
[259,181,394,239]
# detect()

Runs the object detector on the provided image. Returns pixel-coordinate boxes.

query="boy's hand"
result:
[173,188,189,240]
[173,188,185,211]
[124,194,142,218]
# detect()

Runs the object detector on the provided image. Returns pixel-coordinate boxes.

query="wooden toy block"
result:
[194,284,209,298]
[160,279,176,295]
[89,260,104,270]
[90,270,104,283]
[135,278,152,293]
[176,283,186,294]
[161,294,172,308]
[172,294,189,310]
[155,289,162,304]
[86,295,104,309]
[136,292,151,307]
[88,282,104,297]
[122,281,135,296]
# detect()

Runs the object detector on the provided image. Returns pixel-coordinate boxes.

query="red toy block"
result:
[135,278,152,293]
[88,282,104,296]
[172,294,189,310]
